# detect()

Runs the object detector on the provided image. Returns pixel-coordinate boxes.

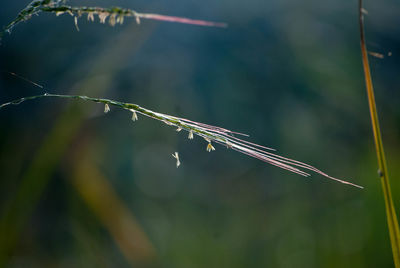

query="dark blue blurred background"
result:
[0,0,399,267]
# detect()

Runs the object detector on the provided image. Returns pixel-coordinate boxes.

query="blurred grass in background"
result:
[0,0,399,267]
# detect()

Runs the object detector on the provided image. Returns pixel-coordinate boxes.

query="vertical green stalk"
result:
[358,0,400,266]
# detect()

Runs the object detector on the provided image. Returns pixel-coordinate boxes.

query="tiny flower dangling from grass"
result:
[188,130,194,140]
[87,12,95,22]
[109,13,117,27]
[74,16,80,31]
[172,152,181,168]
[104,103,110,113]
[98,12,109,24]
[130,109,138,121]
[206,143,216,152]
[205,138,216,152]
[0,92,363,189]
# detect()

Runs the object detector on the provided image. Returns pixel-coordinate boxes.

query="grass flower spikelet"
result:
[0,93,363,189]
[0,0,227,40]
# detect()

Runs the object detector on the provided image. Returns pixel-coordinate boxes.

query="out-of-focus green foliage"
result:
[0,0,399,267]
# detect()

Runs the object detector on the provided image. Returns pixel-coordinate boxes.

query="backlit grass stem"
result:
[0,93,363,189]
[1,0,226,40]
[359,0,400,266]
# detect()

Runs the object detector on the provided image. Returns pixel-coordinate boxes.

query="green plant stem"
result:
[0,93,226,142]
[0,93,364,188]
[359,0,400,266]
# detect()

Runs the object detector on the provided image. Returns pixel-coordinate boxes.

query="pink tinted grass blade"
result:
[178,119,249,137]
[214,137,363,188]
[112,108,363,188]
[137,13,227,27]
[229,143,311,176]
[175,117,275,151]
[0,89,362,189]
[166,115,362,188]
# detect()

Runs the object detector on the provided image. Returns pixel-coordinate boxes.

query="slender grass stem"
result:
[0,93,363,188]
[1,0,226,40]
[359,0,400,266]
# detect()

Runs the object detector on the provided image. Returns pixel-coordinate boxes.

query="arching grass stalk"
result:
[359,0,400,266]
[0,93,362,189]
[1,0,226,40]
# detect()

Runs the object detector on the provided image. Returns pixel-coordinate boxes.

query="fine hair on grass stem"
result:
[0,92,363,189]
[358,0,400,266]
